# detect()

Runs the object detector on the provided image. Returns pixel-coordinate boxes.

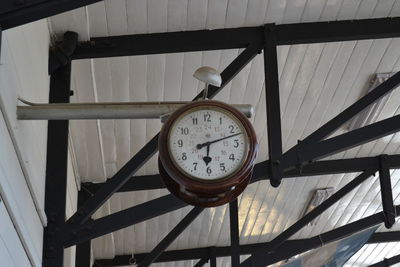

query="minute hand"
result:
[197,132,242,149]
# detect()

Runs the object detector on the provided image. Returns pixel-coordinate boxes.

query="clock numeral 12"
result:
[204,114,211,122]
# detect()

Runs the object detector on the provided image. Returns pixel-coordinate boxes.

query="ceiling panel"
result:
[49,0,400,266]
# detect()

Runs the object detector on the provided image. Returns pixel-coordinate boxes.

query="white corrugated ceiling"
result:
[49,1,400,266]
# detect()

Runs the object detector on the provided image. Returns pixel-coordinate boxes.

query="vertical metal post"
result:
[379,155,396,228]
[209,248,217,267]
[42,63,71,267]
[264,23,283,187]
[229,199,240,266]
[75,191,92,267]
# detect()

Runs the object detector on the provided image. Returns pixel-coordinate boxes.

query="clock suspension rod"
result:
[16,101,254,120]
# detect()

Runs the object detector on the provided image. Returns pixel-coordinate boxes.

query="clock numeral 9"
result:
[178,139,183,147]
[193,162,198,170]
[220,163,225,171]
[234,139,239,148]
[204,114,211,122]
[229,154,235,161]
[207,167,212,174]
[180,127,189,135]
[182,152,187,160]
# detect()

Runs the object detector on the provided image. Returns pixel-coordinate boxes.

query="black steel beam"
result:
[63,194,187,247]
[72,27,263,59]
[292,115,400,166]
[241,168,376,266]
[63,43,260,237]
[93,225,400,266]
[379,155,396,229]
[369,254,400,267]
[72,17,400,60]
[84,154,400,192]
[194,257,209,267]
[229,200,240,267]
[263,24,283,187]
[75,191,92,267]
[42,63,71,267]
[282,70,400,170]
[137,207,204,267]
[369,232,400,243]
[275,17,400,45]
[0,0,103,30]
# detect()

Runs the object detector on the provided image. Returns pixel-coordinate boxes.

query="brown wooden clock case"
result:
[158,100,258,207]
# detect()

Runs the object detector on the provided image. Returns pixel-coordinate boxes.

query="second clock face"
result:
[168,106,249,181]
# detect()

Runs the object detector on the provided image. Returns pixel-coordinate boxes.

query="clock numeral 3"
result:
[234,139,239,148]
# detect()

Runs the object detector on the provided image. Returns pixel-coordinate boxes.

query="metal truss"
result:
[9,6,397,266]
[369,254,400,267]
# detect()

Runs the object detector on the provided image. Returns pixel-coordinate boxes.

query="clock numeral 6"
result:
[207,167,212,174]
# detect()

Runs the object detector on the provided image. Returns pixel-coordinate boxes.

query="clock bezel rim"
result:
[167,105,250,182]
[159,100,258,195]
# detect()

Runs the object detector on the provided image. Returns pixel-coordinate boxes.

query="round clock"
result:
[158,100,258,207]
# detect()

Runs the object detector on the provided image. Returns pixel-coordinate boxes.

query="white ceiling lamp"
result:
[303,188,335,226]
[347,73,396,130]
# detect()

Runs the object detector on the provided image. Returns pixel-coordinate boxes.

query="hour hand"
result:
[203,156,212,166]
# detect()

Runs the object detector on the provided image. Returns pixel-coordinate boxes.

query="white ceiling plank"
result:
[319,0,343,21]
[187,0,208,30]
[281,43,325,147]
[92,58,117,177]
[264,0,288,24]
[282,0,308,24]
[243,0,269,26]
[284,42,341,150]
[300,0,328,22]
[167,0,188,31]
[205,0,229,29]
[355,0,379,19]
[104,0,128,35]
[225,0,249,28]
[164,53,185,101]
[147,0,168,33]
[212,49,239,102]
[126,0,148,34]
[278,44,308,117]
[87,1,109,36]
[337,0,362,20]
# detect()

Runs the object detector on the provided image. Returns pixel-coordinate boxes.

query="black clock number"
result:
[207,167,212,174]
[204,114,211,122]
[193,162,198,170]
[178,139,183,147]
[220,163,226,171]
[182,152,187,160]
[192,117,198,125]
[181,127,189,135]
[219,117,223,125]
[229,154,235,161]
[234,139,239,148]
[228,125,234,133]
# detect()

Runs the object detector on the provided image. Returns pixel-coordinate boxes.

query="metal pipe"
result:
[17,102,254,120]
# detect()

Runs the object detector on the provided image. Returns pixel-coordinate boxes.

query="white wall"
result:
[0,19,79,267]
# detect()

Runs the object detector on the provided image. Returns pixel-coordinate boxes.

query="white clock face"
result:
[168,107,249,181]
